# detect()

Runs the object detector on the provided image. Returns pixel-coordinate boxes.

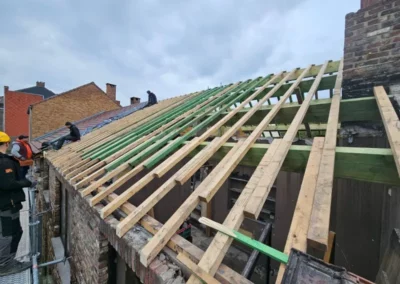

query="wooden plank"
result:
[99,137,205,218]
[307,58,343,252]
[177,253,221,284]
[64,159,100,179]
[275,138,325,283]
[80,163,130,196]
[201,201,212,237]
[221,93,389,127]
[140,140,245,267]
[69,161,106,184]
[374,86,400,176]
[104,193,252,284]
[174,70,295,186]
[199,65,314,203]
[243,61,329,219]
[189,140,400,186]
[186,139,282,284]
[50,92,194,165]
[50,93,197,170]
[61,158,91,175]
[140,68,317,267]
[101,73,285,220]
[198,217,288,263]
[324,231,335,263]
[115,138,223,238]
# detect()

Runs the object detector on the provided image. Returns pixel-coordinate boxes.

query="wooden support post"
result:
[201,201,212,237]
[323,231,336,263]
[275,138,324,282]
[307,58,343,252]
[374,86,400,176]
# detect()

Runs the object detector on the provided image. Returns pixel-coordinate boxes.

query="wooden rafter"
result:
[374,86,400,176]
[307,58,343,252]
[41,59,367,284]
[243,61,329,219]
[275,137,324,282]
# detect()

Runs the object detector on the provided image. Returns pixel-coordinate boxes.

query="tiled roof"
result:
[31,102,147,151]
[17,86,56,99]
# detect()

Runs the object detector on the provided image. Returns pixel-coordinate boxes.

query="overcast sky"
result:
[0,0,359,106]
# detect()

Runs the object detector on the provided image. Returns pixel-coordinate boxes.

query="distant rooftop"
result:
[31,102,148,151]
[16,81,56,99]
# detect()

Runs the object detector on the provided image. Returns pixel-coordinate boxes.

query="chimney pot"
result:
[130,97,141,105]
[106,83,117,102]
[36,81,45,87]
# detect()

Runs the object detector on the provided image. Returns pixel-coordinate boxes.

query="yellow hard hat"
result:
[0,131,11,143]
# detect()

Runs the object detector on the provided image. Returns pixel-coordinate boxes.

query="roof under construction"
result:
[42,58,400,283]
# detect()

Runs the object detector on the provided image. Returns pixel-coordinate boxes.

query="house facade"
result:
[3,82,56,138]
[29,82,121,139]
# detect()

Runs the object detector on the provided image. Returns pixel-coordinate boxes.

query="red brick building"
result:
[3,82,56,138]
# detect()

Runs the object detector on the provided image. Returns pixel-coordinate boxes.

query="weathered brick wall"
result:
[343,0,400,98]
[31,83,120,138]
[67,186,109,284]
[37,159,108,283]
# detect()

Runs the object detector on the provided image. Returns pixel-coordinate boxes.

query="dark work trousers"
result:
[0,206,23,266]
[55,135,79,150]
[20,166,29,179]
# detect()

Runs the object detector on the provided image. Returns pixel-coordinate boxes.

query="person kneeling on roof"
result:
[0,131,33,275]
[55,121,81,150]
[11,135,33,178]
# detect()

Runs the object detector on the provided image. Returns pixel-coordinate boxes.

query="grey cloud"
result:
[0,0,359,105]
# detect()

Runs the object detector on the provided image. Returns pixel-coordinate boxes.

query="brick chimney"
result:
[361,0,383,9]
[130,97,141,105]
[4,86,9,94]
[343,0,400,99]
[36,81,45,88]
[106,83,116,101]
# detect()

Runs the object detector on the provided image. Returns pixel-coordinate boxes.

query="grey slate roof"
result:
[17,86,56,99]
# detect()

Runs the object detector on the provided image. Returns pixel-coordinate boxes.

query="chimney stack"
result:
[36,81,45,88]
[4,86,9,94]
[106,83,116,101]
[360,0,382,9]
[130,97,141,105]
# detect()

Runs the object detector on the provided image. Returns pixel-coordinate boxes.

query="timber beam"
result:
[213,95,391,126]
[187,141,400,186]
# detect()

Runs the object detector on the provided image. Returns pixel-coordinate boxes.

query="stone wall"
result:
[343,0,400,98]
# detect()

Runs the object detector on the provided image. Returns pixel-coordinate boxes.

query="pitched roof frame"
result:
[43,59,399,282]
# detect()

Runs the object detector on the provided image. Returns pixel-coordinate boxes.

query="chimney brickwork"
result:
[106,83,116,102]
[343,0,400,99]
[36,81,45,88]
[130,97,141,105]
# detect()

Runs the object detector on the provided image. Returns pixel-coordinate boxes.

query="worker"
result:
[147,90,158,106]
[0,131,32,275]
[55,121,81,150]
[11,135,33,178]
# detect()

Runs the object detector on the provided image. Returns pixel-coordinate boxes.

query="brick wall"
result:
[67,185,109,284]
[36,159,109,284]
[4,90,43,137]
[343,0,400,98]
[30,83,120,138]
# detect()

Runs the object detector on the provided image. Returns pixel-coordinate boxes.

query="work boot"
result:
[0,259,32,276]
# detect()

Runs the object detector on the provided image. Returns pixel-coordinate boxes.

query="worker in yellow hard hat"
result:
[0,131,32,275]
